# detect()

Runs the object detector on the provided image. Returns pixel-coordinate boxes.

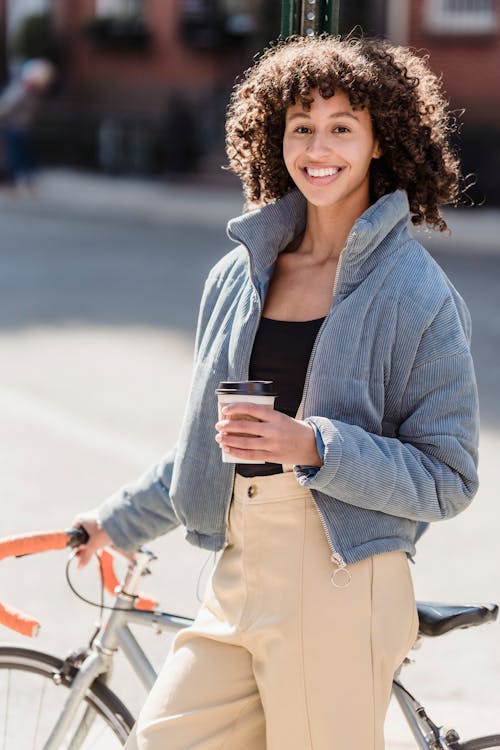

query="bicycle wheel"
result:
[452,737,500,750]
[0,645,134,748]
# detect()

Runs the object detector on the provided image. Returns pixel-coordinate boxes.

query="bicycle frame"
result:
[116,610,192,691]
[40,549,193,750]
[391,657,462,750]
[392,680,441,749]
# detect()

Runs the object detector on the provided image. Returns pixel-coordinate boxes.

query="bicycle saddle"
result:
[416,601,498,637]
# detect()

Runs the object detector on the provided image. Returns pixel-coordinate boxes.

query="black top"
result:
[236,315,324,477]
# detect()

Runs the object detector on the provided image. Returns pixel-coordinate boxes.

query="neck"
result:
[300,195,369,261]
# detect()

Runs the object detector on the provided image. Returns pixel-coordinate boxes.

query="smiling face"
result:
[283,89,381,218]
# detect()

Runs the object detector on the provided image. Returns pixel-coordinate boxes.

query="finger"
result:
[75,547,93,568]
[217,432,272,452]
[215,419,268,437]
[220,445,272,462]
[220,402,277,421]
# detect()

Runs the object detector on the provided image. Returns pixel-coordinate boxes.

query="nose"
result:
[306,131,331,158]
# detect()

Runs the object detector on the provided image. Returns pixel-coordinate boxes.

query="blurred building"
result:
[1,1,499,202]
[387,0,500,205]
[1,0,281,176]
[346,0,500,203]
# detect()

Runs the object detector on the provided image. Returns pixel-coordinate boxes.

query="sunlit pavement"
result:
[0,170,499,747]
[0,168,244,230]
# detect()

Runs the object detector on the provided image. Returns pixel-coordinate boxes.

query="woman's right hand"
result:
[72,511,113,568]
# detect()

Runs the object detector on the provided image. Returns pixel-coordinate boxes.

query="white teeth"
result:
[307,167,340,177]
[306,167,340,177]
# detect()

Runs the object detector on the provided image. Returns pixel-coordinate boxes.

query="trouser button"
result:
[247,485,257,498]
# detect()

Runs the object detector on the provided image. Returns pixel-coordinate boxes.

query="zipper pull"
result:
[330,552,352,589]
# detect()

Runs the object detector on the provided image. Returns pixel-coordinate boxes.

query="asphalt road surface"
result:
[0,198,499,747]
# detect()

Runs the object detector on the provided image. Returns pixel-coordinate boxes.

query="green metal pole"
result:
[282,0,341,38]
[281,0,299,38]
[323,0,341,34]
[300,0,325,36]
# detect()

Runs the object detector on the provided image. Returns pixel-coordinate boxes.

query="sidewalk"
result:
[1,167,499,256]
[0,168,245,231]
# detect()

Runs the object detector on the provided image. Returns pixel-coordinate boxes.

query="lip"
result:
[302,165,343,185]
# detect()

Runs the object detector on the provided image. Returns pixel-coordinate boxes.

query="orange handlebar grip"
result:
[98,550,158,611]
[0,602,40,637]
[0,531,70,561]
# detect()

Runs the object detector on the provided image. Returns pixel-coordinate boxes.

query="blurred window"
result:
[424,0,497,35]
[95,0,141,15]
[179,0,259,48]
[219,0,257,35]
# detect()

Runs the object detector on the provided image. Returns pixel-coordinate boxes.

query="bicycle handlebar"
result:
[0,528,157,638]
[0,529,81,637]
[0,602,40,637]
[97,549,158,611]
[0,529,86,561]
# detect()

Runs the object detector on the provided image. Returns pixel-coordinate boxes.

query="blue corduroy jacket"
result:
[98,189,479,570]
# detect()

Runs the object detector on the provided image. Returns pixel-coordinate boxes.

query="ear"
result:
[372,141,382,159]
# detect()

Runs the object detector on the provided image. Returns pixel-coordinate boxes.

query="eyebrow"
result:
[286,111,360,122]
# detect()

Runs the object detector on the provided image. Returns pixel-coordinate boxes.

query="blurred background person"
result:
[0,58,55,191]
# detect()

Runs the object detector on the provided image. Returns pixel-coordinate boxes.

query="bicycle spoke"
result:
[63,703,120,749]
[2,670,10,750]
[87,716,117,748]
[32,673,48,750]
[66,704,98,750]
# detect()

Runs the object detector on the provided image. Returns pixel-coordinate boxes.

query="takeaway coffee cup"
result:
[215,380,277,464]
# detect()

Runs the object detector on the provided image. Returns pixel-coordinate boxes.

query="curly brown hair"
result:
[225,35,462,231]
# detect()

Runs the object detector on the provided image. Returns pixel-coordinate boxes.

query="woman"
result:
[75,35,479,749]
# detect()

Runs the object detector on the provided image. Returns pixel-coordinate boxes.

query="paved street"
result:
[0,173,499,747]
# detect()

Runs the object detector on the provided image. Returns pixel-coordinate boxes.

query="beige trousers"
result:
[125,471,418,750]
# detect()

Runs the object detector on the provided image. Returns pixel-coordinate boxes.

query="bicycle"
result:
[0,528,498,749]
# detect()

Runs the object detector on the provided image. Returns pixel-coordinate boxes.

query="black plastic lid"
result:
[215,380,276,396]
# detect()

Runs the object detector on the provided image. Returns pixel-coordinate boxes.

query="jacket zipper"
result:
[301,231,357,589]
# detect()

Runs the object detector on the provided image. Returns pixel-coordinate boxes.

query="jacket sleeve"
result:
[98,450,179,551]
[97,271,220,551]
[295,323,480,524]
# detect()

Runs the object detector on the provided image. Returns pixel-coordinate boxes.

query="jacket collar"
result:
[227,189,411,294]
[227,189,307,280]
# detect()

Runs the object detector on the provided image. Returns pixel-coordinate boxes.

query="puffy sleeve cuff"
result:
[294,416,338,484]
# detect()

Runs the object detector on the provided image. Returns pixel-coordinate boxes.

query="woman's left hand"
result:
[215,403,322,467]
